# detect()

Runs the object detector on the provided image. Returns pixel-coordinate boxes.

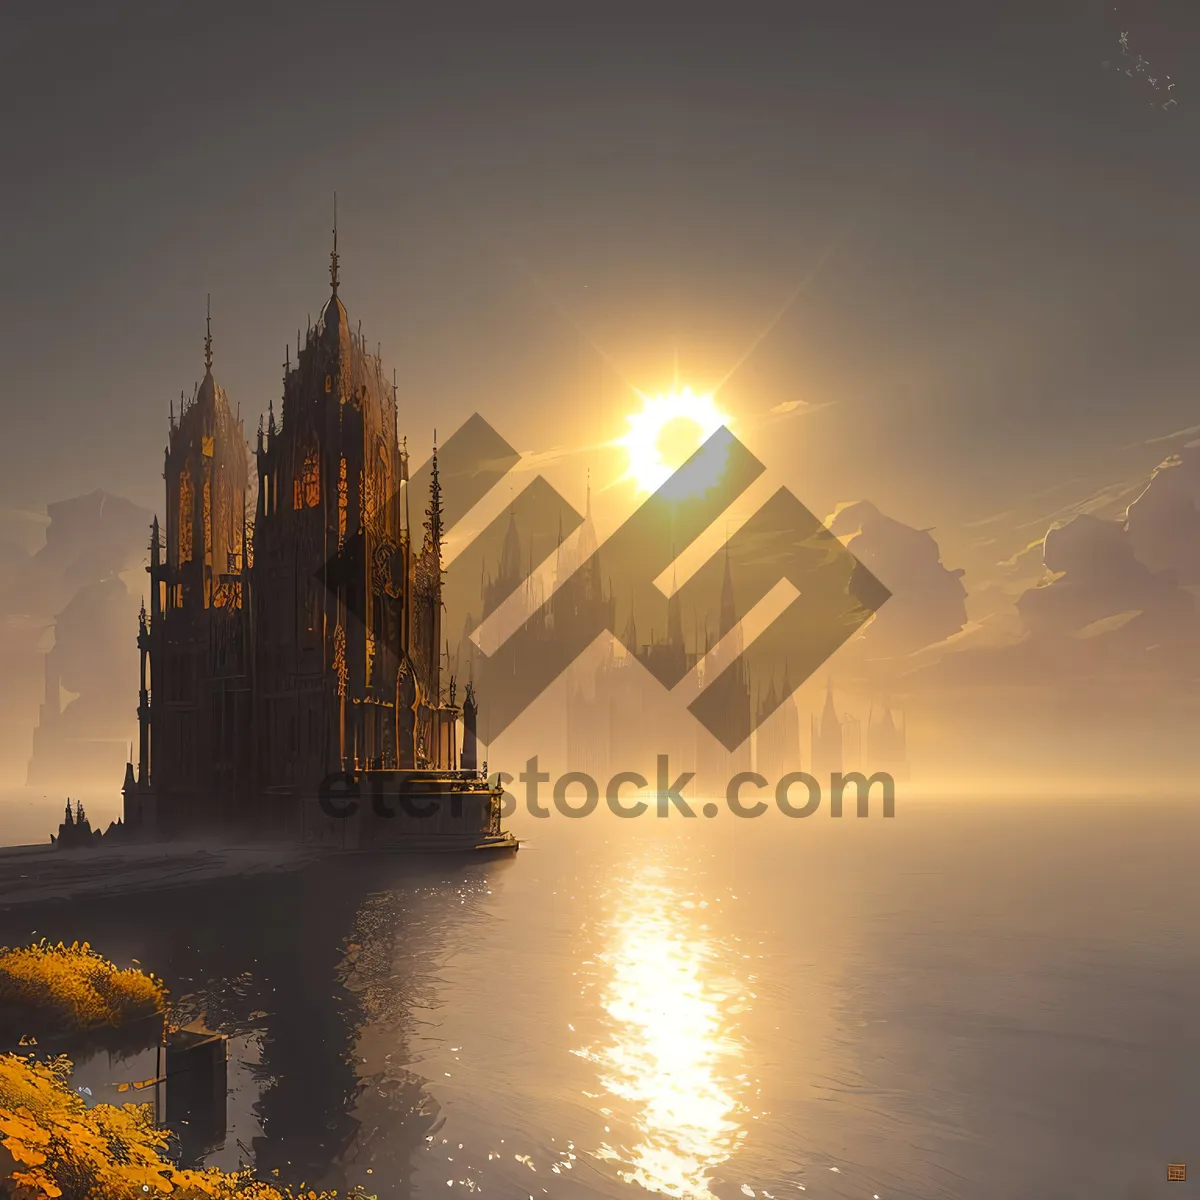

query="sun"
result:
[616,387,731,494]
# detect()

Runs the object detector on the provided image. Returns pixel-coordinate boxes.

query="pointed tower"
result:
[667,563,683,649]
[622,588,638,655]
[719,543,737,639]
[162,296,249,612]
[134,296,251,835]
[253,201,409,785]
[811,678,843,781]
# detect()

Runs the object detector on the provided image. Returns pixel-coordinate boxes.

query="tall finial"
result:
[330,192,339,296]
[204,294,213,372]
[424,431,443,557]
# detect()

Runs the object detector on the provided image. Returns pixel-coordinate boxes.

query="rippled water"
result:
[3,797,1199,1199]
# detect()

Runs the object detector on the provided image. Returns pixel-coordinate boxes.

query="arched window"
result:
[303,449,321,507]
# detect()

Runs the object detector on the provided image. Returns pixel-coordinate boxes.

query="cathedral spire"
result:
[719,541,737,637]
[204,294,213,372]
[329,192,340,297]
[667,553,683,648]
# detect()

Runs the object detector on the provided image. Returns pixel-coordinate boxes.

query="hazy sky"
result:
[3,0,1200,585]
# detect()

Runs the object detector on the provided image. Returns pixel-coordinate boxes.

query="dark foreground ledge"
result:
[0,829,519,910]
[0,841,318,909]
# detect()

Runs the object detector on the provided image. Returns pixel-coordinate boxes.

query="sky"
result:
[2,2,1200,618]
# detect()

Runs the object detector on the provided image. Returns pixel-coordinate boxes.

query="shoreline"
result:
[0,841,319,910]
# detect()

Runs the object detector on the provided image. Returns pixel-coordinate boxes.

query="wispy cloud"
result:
[1012,477,1145,533]
[961,509,1017,530]
[1121,422,1200,451]
[998,537,1047,570]
[758,399,838,425]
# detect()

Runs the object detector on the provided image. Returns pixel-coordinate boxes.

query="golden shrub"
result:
[0,942,167,1040]
[0,1054,373,1200]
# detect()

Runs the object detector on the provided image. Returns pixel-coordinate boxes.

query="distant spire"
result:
[667,557,683,648]
[622,587,638,651]
[719,541,737,637]
[204,294,213,372]
[330,192,340,296]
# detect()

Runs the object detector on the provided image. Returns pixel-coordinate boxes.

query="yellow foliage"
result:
[0,942,167,1040]
[0,1054,374,1200]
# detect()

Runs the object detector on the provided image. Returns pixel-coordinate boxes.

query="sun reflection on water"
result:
[580,864,751,1199]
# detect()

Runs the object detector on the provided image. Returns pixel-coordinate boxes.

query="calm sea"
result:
[1,796,1198,1200]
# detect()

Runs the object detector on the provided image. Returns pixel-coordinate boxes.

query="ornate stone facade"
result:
[124,249,464,840]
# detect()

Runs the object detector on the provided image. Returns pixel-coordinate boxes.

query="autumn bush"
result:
[0,942,166,1044]
[0,1052,372,1199]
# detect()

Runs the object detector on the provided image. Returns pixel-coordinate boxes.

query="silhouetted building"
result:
[754,664,801,778]
[810,679,843,780]
[695,547,752,790]
[841,712,862,773]
[868,701,908,780]
[123,238,498,844]
[51,798,117,848]
[565,538,751,796]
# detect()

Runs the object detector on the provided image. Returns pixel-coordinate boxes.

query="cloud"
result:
[912,445,1200,696]
[998,537,1047,571]
[827,500,967,664]
[1121,421,1200,450]
[1124,444,1200,583]
[1017,513,1192,640]
[961,509,1017,530]
[1012,477,1146,532]
[759,399,837,424]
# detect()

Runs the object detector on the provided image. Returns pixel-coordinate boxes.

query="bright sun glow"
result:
[616,387,730,494]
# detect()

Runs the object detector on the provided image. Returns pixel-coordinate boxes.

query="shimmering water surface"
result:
[3,798,1199,1199]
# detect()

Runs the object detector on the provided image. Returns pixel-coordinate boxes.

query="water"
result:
[2,796,1199,1199]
